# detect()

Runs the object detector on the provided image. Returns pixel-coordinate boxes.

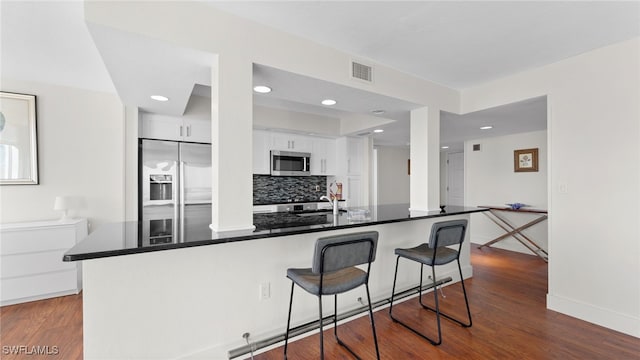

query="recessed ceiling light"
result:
[150,95,169,102]
[441,146,450,149]
[373,129,384,133]
[321,99,337,106]
[253,85,272,93]
[480,126,493,130]
[371,109,385,115]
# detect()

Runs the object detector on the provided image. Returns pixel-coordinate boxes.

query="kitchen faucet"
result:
[320,195,339,215]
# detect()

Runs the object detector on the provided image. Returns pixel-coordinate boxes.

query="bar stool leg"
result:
[366,282,381,360]
[389,256,401,316]
[283,282,295,359]
[417,265,443,345]
[318,296,324,359]
[458,260,473,327]
[419,260,472,328]
[333,294,339,342]
[389,258,443,345]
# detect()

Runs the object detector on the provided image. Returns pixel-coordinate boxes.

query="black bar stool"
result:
[389,219,472,345]
[284,231,380,359]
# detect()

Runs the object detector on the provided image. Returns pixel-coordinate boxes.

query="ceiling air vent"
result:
[351,61,373,82]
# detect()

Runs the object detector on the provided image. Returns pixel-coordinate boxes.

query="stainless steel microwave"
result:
[270,150,311,176]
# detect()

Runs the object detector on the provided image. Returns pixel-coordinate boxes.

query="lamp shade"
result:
[53,196,70,211]
[54,196,71,221]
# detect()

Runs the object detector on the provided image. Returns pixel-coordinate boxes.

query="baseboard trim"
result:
[547,293,640,338]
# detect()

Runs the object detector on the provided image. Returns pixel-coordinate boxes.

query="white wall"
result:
[253,105,340,136]
[0,78,125,230]
[465,131,548,254]
[462,38,640,337]
[376,146,410,205]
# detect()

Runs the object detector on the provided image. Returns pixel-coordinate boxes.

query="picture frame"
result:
[514,148,538,172]
[0,92,39,185]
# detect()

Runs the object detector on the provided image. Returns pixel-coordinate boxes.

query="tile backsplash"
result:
[253,175,327,205]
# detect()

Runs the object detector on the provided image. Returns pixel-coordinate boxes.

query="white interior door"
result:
[447,152,464,206]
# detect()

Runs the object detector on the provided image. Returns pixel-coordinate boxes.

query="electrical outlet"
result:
[559,183,568,194]
[259,282,270,300]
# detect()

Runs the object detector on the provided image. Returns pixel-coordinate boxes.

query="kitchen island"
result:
[65,204,486,359]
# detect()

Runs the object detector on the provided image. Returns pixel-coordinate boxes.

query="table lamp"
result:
[54,196,70,221]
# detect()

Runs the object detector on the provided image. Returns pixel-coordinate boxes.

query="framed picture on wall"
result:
[514,148,539,172]
[0,92,39,185]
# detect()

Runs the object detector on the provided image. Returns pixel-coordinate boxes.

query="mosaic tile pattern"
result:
[253,175,327,205]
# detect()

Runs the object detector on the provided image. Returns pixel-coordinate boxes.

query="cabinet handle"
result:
[187,125,191,137]
[292,140,294,149]
[348,159,351,173]
[179,125,183,137]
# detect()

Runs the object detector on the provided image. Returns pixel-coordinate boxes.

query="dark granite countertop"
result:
[63,204,487,262]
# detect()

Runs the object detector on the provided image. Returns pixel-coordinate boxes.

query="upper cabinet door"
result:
[183,119,211,144]
[346,137,363,175]
[253,130,272,175]
[336,137,363,176]
[140,113,183,142]
[271,132,312,153]
[140,112,211,144]
[311,137,336,175]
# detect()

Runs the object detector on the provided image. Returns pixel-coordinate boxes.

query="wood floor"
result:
[0,292,82,360]
[1,247,638,359]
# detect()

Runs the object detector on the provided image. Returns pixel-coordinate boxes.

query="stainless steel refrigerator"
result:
[139,139,212,246]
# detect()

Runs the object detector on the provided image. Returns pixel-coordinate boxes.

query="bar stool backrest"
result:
[312,231,379,274]
[428,219,468,249]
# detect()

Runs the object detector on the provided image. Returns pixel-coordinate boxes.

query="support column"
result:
[210,54,255,232]
[409,106,440,211]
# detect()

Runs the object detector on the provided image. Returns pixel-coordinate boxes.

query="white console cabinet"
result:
[0,218,87,306]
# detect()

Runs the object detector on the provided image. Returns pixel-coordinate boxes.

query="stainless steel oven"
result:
[270,150,311,176]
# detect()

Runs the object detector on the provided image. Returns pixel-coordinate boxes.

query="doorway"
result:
[446,152,464,206]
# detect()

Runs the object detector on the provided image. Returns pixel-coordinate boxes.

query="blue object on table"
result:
[506,203,527,210]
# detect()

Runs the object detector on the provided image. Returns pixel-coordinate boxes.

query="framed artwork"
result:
[514,148,538,172]
[0,92,39,184]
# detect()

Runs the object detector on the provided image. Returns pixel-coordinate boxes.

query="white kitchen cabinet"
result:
[346,176,362,207]
[271,132,312,153]
[0,218,87,306]
[336,137,364,176]
[347,137,363,175]
[253,130,272,174]
[311,137,336,175]
[140,112,211,143]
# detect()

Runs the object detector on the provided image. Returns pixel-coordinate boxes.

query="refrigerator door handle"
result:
[179,161,186,243]
[172,160,180,243]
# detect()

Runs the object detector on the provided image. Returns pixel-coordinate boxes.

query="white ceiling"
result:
[441,96,547,152]
[0,1,114,93]
[209,1,640,89]
[2,1,639,148]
